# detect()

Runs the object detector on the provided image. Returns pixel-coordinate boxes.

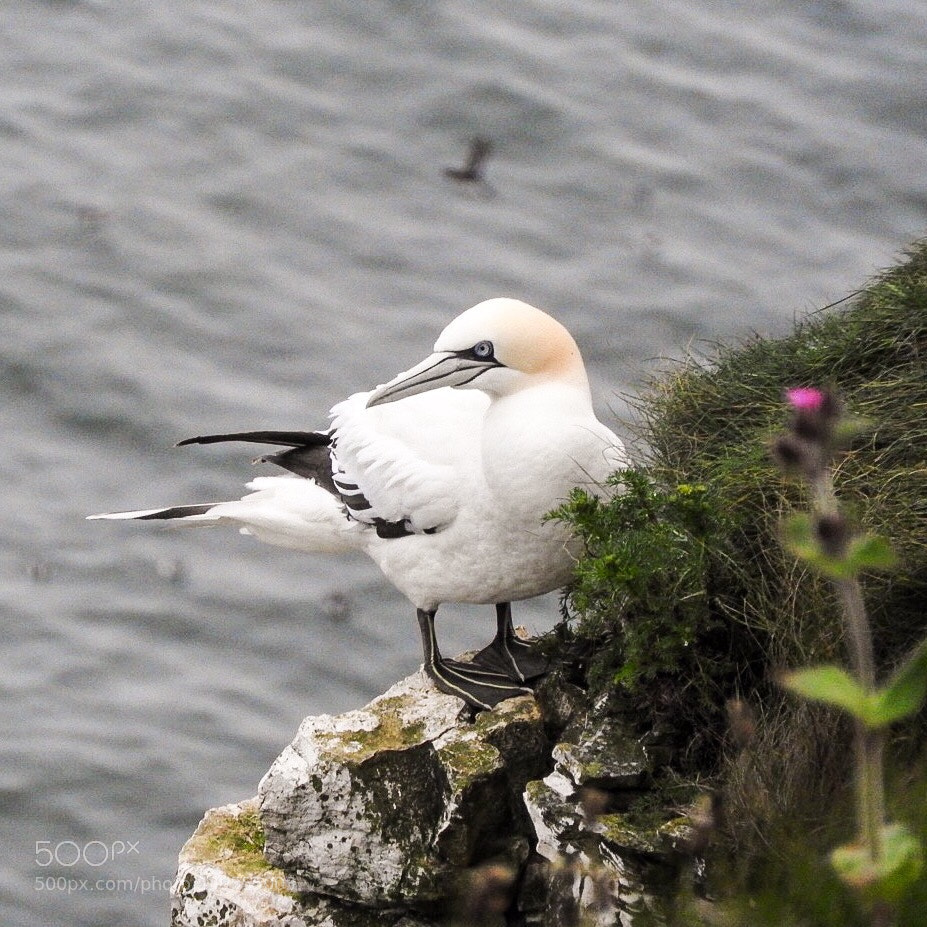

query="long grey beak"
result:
[366,352,500,408]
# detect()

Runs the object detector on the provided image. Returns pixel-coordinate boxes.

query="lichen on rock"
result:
[521,692,693,925]
[551,706,654,791]
[258,669,548,908]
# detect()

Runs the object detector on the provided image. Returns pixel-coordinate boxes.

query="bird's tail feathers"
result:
[88,476,362,555]
[176,430,330,449]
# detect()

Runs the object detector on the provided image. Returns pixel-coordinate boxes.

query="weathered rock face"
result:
[171,799,436,927]
[522,698,692,926]
[258,670,547,907]
[171,799,303,927]
[170,668,697,927]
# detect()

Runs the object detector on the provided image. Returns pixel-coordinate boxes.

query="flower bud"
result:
[814,511,851,559]
[726,698,756,750]
[455,862,516,923]
[770,433,817,475]
[579,786,610,823]
[785,387,826,411]
[787,387,841,446]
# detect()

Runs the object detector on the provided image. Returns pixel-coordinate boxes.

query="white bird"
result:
[89,298,626,710]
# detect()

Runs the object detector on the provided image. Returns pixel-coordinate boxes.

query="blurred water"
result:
[2,2,925,924]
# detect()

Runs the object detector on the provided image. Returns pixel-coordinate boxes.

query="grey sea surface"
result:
[2,2,926,925]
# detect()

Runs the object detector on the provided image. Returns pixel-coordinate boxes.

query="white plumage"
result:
[90,298,626,709]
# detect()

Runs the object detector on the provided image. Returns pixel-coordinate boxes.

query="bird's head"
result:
[366,298,590,408]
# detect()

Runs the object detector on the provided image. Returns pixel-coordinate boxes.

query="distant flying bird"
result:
[443,137,493,183]
[89,299,626,711]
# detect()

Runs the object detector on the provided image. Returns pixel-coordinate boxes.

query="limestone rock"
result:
[552,713,653,792]
[523,772,585,862]
[532,670,588,734]
[170,798,302,927]
[169,666,693,926]
[258,669,548,907]
[523,707,688,926]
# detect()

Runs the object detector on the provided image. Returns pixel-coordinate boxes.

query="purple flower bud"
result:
[786,387,826,411]
[785,386,841,446]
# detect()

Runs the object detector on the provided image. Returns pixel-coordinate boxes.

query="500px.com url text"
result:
[35,876,172,895]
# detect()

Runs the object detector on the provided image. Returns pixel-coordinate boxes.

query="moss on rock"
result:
[259,673,549,908]
[319,697,430,762]
[180,799,289,891]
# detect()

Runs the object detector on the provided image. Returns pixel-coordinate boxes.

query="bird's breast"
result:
[480,401,618,518]
[360,385,623,611]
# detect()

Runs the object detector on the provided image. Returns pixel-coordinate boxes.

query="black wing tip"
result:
[137,504,216,520]
[175,433,251,447]
[175,431,331,449]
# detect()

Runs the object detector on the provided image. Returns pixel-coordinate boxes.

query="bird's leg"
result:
[416,608,531,712]
[471,603,549,682]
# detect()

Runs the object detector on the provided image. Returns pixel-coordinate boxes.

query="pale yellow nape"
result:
[434,297,588,387]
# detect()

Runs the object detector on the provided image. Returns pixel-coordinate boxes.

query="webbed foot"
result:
[416,605,540,712]
[424,656,532,711]
[470,602,550,682]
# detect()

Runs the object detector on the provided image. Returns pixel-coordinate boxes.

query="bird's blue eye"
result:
[473,340,494,359]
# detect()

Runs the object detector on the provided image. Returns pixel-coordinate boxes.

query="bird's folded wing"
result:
[329,389,489,534]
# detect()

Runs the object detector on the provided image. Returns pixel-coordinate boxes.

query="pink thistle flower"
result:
[785,387,826,411]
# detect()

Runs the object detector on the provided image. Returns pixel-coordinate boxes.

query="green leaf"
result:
[782,516,896,579]
[782,514,853,579]
[782,512,814,549]
[780,665,869,719]
[846,534,897,573]
[612,661,639,689]
[833,414,873,447]
[782,647,927,729]
[830,823,923,904]
[868,638,927,726]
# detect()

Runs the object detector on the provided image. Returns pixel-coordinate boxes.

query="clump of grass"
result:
[185,800,280,883]
[686,755,927,926]
[556,240,927,860]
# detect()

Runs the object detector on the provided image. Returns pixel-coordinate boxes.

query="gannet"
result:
[89,298,627,710]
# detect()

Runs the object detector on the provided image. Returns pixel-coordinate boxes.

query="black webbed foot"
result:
[470,602,550,682]
[424,656,532,711]
[472,633,549,682]
[416,606,538,712]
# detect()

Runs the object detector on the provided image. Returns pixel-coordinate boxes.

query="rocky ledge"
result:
[170,668,695,927]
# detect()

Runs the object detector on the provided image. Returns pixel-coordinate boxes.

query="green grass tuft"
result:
[556,239,927,870]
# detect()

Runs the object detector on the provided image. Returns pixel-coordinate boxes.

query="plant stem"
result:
[872,900,894,927]
[811,471,839,517]
[854,720,886,862]
[820,478,885,863]
[836,575,884,861]
[836,577,876,693]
